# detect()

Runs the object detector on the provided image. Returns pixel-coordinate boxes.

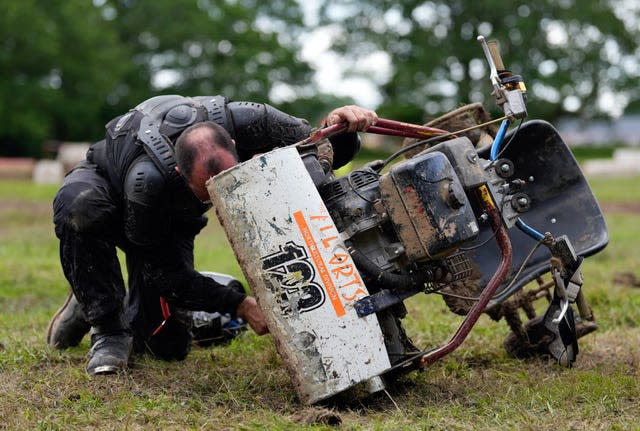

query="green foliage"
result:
[0,0,314,157]
[317,0,640,123]
[571,145,618,163]
[4,0,639,159]
[103,0,313,111]
[0,1,130,156]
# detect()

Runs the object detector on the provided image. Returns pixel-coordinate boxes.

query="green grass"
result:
[1,174,639,430]
[585,176,640,203]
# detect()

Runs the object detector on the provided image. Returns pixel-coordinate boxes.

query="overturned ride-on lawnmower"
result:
[206,37,608,404]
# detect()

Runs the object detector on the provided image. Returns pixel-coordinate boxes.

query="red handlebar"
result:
[299,118,449,145]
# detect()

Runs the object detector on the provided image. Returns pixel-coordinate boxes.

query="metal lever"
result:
[487,39,505,70]
[478,35,502,93]
[551,267,570,324]
[477,35,528,119]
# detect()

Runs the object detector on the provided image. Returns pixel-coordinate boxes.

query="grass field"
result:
[0,169,639,430]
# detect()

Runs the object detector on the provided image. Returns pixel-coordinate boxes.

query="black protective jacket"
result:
[85,95,360,315]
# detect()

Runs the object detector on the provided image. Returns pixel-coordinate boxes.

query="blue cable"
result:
[489,119,545,241]
[490,119,511,161]
[516,218,545,241]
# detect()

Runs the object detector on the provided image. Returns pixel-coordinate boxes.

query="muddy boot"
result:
[46,292,91,349]
[87,315,132,376]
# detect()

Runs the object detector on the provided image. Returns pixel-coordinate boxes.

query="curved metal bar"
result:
[418,185,513,368]
[373,118,448,137]
[297,118,449,147]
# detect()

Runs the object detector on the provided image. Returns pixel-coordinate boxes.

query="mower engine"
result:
[309,136,491,313]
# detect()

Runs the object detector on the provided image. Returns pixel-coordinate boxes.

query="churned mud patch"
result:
[600,201,640,214]
[579,327,640,371]
[290,407,343,426]
[613,272,640,288]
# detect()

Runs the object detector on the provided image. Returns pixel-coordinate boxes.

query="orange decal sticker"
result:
[329,253,348,264]
[321,235,338,249]
[309,214,330,221]
[293,211,346,317]
[342,288,368,302]
[331,264,355,278]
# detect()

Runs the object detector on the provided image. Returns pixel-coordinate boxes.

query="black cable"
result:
[459,229,498,251]
[379,134,454,171]
[437,238,544,302]
[459,198,509,251]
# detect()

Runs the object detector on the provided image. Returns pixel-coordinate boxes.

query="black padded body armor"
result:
[90,94,359,194]
[86,94,361,243]
[59,94,362,324]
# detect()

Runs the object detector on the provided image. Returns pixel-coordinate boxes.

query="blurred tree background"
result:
[316,0,640,122]
[1,0,639,157]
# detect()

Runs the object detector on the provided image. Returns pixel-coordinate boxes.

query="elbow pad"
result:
[328,132,361,169]
[227,101,313,161]
[123,157,168,245]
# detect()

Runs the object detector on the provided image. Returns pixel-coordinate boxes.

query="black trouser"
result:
[53,161,192,360]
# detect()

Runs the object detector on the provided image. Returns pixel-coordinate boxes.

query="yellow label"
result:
[478,184,496,209]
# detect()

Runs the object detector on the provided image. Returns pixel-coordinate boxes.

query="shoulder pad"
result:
[135,95,185,119]
[124,156,165,205]
[192,95,234,137]
[163,104,198,129]
[137,116,181,185]
[159,103,207,139]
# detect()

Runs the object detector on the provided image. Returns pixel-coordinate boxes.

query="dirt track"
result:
[600,202,640,214]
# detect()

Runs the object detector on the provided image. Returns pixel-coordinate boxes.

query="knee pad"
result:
[55,182,117,235]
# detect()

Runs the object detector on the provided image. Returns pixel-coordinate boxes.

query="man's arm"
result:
[135,228,267,333]
[224,101,377,167]
[122,156,170,246]
[141,255,248,316]
[122,157,267,333]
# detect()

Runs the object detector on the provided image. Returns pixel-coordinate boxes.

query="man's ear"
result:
[175,165,182,174]
[232,138,236,147]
